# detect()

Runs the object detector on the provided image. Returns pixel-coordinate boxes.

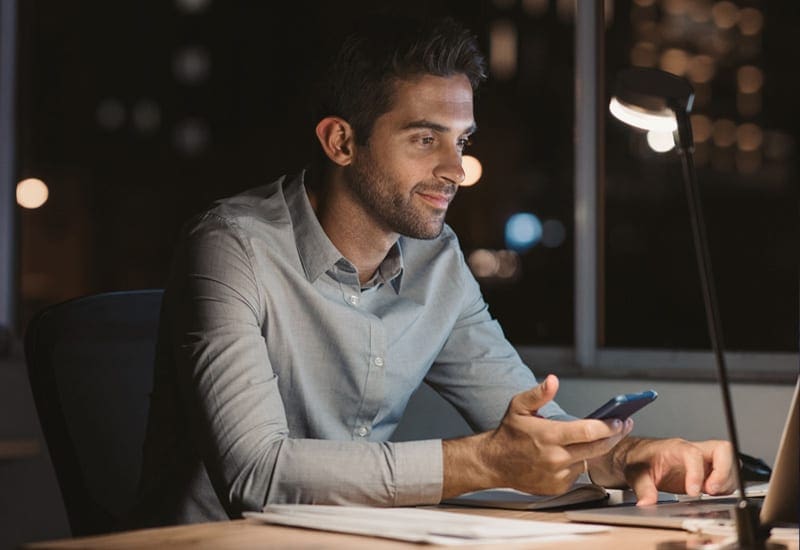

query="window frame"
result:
[0,0,18,337]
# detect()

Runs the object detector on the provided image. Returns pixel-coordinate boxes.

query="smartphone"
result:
[585,390,658,420]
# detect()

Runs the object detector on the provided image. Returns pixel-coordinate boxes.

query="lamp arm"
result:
[673,109,771,547]
[671,101,694,153]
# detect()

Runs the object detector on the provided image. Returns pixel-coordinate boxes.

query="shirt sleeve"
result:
[424,244,574,433]
[169,214,443,518]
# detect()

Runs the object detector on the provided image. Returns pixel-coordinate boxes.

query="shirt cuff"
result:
[392,439,443,506]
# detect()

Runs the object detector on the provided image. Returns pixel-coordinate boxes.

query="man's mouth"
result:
[416,187,456,210]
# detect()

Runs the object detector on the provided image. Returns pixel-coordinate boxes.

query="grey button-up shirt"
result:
[134,172,568,527]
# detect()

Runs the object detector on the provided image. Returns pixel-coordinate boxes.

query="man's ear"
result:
[315,116,355,167]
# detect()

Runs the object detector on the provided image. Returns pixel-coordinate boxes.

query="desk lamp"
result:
[608,67,781,550]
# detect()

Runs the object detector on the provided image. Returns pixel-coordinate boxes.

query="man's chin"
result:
[400,221,445,240]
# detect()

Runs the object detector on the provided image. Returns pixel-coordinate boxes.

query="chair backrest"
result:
[25,289,164,536]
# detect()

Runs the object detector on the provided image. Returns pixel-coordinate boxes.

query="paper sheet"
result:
[244,504,609,545]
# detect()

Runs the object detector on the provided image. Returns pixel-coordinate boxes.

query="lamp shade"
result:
[609,97,677,132]
[608,67,695,132]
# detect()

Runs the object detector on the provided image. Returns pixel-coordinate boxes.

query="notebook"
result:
[565,376,799,530]
[442,483,610,511]
[442,482,678,511]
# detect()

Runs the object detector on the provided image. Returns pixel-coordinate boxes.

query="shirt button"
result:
[356,426,369,437]
[374,356,384,367]
[347,295,359,306]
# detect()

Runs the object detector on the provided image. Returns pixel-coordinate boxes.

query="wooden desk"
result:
[23,507,798,550]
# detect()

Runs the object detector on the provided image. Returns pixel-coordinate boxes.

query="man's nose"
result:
[433,146,466,186]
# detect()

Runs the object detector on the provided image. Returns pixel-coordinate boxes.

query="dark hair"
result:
[308,15,486,180]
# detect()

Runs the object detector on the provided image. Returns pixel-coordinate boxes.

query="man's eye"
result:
[420,136,435,145]
[457,137,473,150]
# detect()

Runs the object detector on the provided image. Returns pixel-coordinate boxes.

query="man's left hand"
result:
[589,437,737,506]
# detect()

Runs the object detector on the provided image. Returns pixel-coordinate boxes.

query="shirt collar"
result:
[286,172,343,284]
[286,171,405,293]
[360,240,404,292]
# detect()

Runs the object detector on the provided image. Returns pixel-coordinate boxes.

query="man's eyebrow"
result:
[401,119,477,135]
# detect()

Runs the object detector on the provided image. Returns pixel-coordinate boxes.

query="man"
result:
[133,15,735,527]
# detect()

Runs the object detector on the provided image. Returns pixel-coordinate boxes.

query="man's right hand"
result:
[441,374,632,499]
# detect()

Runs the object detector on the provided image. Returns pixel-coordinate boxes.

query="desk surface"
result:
[23,507,798,550]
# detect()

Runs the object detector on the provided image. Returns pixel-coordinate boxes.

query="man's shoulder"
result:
[209,174,294,223]
[186,174,298,235]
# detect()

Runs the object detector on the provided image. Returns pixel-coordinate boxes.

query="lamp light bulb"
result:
[646,130,676,152]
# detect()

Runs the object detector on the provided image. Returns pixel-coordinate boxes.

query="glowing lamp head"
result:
[609,67,696,148]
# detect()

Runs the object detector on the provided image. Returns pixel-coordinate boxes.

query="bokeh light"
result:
[467,249,521,280]
[461,155,483,187]
[659,48,689,76]
[175,0,211,13]
[16,178,49,209]
[489,20,517,80]
[711,1,739,29]
[663,0,688,16]
[541,219,566,248]
[736,123,763,152]
[505,213,542,252]
[173,46,211,85]
[738,8,763,36]
[690,115,713,143]
[95,98,125,131]
[687,55,715,84]
[173,118,211,156]
[468,249,500,278]
[737,66,763,93]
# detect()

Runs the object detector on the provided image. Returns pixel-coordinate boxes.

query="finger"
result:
[565,421,631,460]
[681,444,706,497]
[627,465,660,506]
[697,441,735,495]
[556,417,628,446]
[513,374,559,415]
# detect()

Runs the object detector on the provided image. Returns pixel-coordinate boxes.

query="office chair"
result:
[25,289,164,536]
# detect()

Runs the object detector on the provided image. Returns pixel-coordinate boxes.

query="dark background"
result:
[13,0,799,352]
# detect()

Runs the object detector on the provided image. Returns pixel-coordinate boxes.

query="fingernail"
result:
[689,484,701,496]
[709,483,720,494]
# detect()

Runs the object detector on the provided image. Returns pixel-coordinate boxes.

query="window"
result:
[12,1,797,381]
[604,1,798,354]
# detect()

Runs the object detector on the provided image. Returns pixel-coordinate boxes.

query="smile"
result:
[416,191,453,210]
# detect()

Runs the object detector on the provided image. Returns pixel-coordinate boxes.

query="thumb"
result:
[514,374,559,415]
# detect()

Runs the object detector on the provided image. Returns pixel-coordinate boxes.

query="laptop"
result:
[565,377,799,530]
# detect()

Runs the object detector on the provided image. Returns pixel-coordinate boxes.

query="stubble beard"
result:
[346,150,456,240]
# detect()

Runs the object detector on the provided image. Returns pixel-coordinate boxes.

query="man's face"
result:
[345,74,476,240]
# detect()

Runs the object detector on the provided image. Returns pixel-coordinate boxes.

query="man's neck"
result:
[308,181,397,286]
